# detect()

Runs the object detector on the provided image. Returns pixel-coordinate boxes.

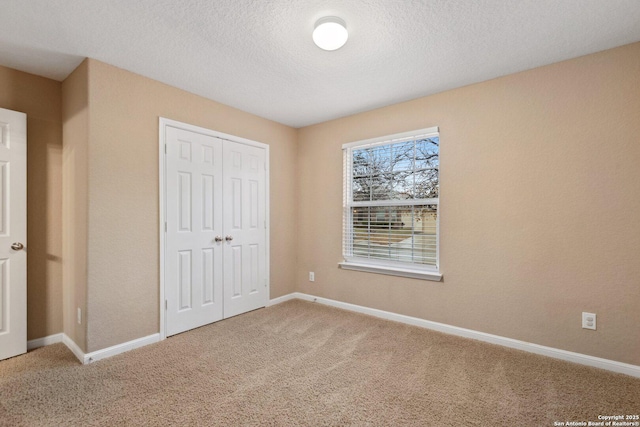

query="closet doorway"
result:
[160,119,269,337]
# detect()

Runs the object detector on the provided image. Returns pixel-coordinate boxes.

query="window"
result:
[340,127,441,281]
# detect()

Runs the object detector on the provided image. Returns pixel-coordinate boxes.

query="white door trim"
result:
[158,118,270,340]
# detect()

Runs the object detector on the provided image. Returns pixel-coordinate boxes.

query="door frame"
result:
[158,117,270,340]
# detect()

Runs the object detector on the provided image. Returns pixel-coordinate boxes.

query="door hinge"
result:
[164,144,167,154]
[165,222,167,232]
[165,300,168,310]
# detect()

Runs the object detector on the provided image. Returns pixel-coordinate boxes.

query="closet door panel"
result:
[165,127,223,336]
[222,141,267,318]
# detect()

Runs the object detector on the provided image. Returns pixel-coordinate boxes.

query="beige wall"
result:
[0,65,63,341]
[61,60,89,350]
[82,59,298,352]
[297,42,640,366]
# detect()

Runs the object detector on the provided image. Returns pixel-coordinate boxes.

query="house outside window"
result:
[340,127,442,281]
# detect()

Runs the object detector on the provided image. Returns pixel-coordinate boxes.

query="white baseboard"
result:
[27,296,640,377]
[62,334,85,364]
[270,292,640,379]
[59,333,160,364]
[27,333,64,350]
[84,334,160,364]
[267,293,299,306]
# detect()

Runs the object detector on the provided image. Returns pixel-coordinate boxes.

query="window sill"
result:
[338,261,442,282]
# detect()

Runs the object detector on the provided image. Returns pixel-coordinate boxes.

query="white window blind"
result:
[342,127,440,278]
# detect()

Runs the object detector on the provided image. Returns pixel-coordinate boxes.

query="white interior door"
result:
[0,108,27,361]
[165,126,224,337]
[222,141,267,318]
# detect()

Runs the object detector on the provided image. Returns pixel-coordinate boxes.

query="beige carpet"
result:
[1,300,638,426]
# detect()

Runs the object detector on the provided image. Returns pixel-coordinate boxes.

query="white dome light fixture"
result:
[313,17,348,51]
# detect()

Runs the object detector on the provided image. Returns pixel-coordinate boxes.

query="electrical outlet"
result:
[77,308,82,325]
[582,312,596,330]
[309,272,315,282]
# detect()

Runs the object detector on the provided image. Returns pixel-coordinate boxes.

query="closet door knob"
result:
[225,235,233,241]
[11,242,24,251]
[214,236,223,242]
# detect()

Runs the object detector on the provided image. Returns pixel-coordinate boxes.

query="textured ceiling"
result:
[1,0,640,127]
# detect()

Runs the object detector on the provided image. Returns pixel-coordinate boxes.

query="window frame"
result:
[339,126,442,281]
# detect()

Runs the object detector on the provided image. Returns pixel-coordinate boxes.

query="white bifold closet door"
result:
[165,126,267,337]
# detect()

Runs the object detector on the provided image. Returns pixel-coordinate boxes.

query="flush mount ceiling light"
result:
[313,17,348,51]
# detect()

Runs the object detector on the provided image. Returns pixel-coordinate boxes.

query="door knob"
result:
[225,235,233,241]
[11,242,24,251]
[214,236,223,242]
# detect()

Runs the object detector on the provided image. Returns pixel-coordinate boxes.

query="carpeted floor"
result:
[0,300,638,426]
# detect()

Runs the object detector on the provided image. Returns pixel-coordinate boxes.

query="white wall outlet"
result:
[309,272,315,282]
[582,312,596,330]
[77,308,82,325]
